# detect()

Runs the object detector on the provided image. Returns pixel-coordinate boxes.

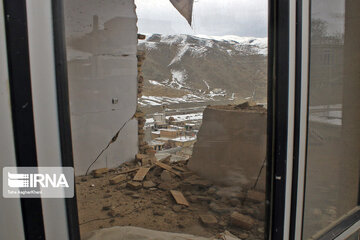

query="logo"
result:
[3,167,74,198]
[8,172,69,188]
[8,173,30,188]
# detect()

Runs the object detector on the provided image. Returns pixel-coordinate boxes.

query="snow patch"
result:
[203,80,210,90]
[168,69,188,89]
[148,80,164,86]
[169,44,190,66]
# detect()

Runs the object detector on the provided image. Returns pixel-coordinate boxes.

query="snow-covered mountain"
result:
[138,34,267,107]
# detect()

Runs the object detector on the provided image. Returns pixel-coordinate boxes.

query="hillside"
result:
[138,34,267,108]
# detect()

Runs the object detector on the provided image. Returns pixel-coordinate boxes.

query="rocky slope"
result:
[138,34,267,107]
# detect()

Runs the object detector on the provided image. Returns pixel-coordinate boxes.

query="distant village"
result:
[144,107,202,159]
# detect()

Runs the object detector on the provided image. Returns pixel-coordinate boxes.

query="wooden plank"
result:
[93,168,108,174]
[170,190,189,206]
[172,166,187,172]
[119,167,140,174]
[109,174,126,185]
[155,162,181,176]
[133,167,150,181]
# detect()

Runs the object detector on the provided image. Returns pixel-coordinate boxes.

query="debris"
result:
[209,202,230,214]
[199,214,217,227]
[136,154,154,166]
[135,153,146,162]
[107,210,121,217]
[155,162,181,177]
[103,194,112,199]
[229,198,240,207]
[230,212,255,230]
[218,230,241,240]
[183,175,212,188]
[172,166,187,172]
[81,177,87,182]
[131,194,141,199]
[160,170,173,182]
[170,190,189,207]
[102,205,112,211]
[246,190,265,203]
[133,167,150,181]
[90,184,95,187]
[239,233,249,239]
[137,33,146,40]
[109,174,126,185]
[172,205,182,212]
[119,167,140,174]
[153,209,165,216]
[92,168,108,178]
[158,182,179,190]
[143,180,156,189]
[126,181,142,190]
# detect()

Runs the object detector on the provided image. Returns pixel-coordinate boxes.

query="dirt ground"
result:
[76,158,265,239]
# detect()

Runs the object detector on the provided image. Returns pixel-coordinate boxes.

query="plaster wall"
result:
[63,0,138,175]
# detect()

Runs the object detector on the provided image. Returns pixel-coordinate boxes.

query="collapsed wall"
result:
[187,104,267,191]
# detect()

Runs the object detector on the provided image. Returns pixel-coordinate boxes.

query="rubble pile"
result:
[76,153,266,239]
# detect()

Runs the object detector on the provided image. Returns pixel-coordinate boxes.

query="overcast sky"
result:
[135,0,268,37]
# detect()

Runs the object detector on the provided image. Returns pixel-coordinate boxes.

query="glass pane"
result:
[63,0,268,239]
[302,0,360,239]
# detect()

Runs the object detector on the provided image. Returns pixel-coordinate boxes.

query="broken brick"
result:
[109,174,126,185]
[199,214,218,227]
[230,212,255,230]
[143,180,156,189]
[160,170,173,182]
[246,190,265,203]
[126,181,142,190]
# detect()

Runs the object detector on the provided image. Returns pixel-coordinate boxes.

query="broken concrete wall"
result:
[188,106,267,191]
[64,0,138,175]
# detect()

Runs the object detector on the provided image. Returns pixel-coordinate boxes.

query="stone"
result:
[103,194,112,199]
[230,212,255,230]
[188,196,198,203]
[246,190,265,203]
[239,233,249,239]
[126,181,142,190]
[160,170,173,182]
[184,191,192,197]
[115,183,127,190]
[131,194,141,199]
[196,196,212,203]
[172,205,182,212]
[207,187,217,195]
[199,214,218,227]
[93,168,108,175]
[153,209,165,216]
[152,198,163,204]
[209,202,230,214]
[143,180,156,189]
[158,182,179,190]
[184,175,212,188]
[102,205,112,211]
[109,174,126,185]
[229,198,240,207]
[107,210,121,217]
[218,221,227,227]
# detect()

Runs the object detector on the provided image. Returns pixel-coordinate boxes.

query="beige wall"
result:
[188,107,267,191]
